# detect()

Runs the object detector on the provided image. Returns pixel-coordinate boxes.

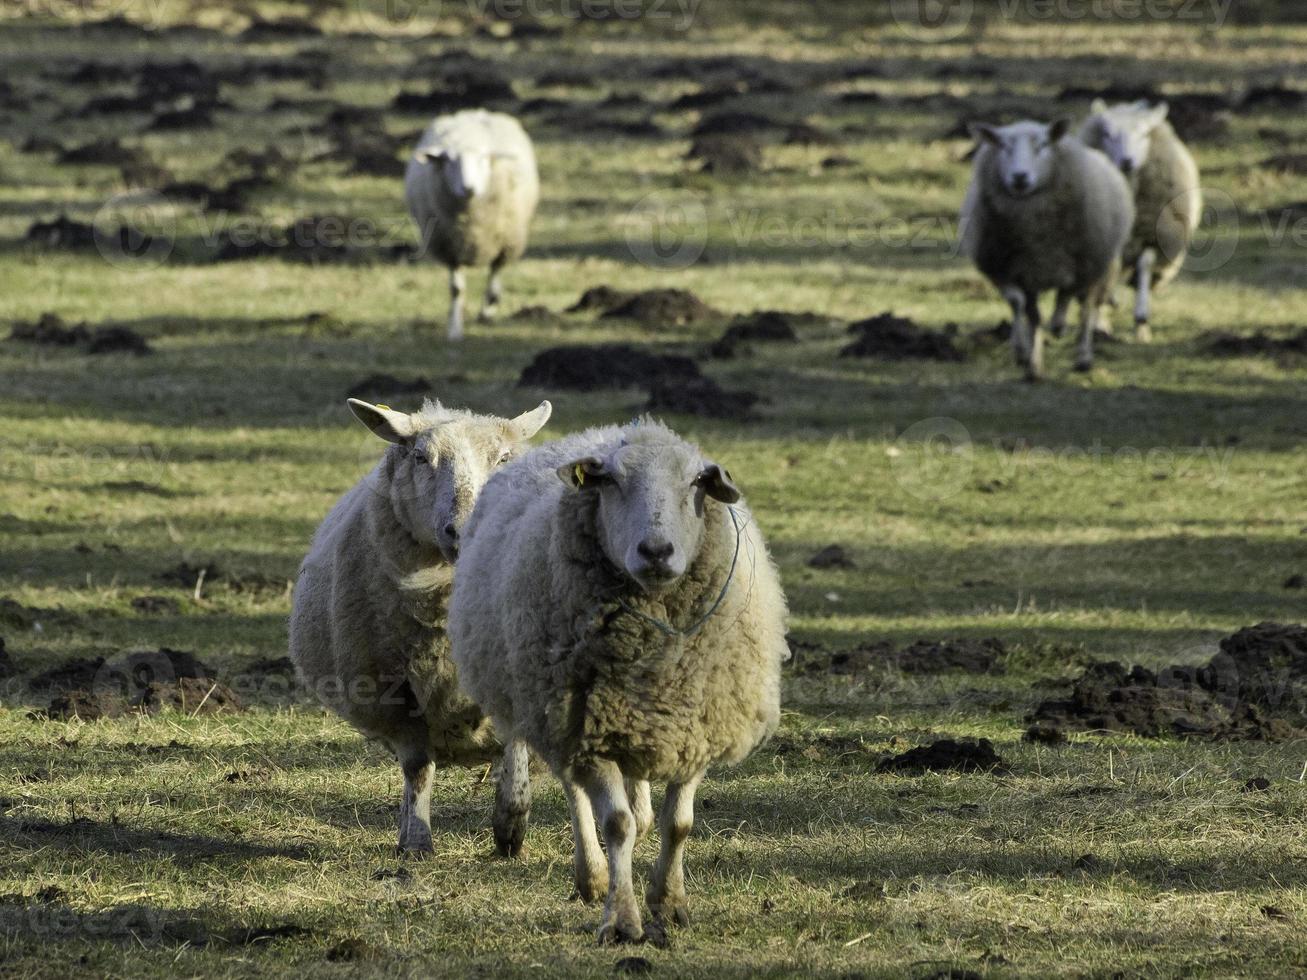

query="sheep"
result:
[1078,99,1203,342]
[448,419,788,944]
[289,396,551,856]
[404,109,539,342]
[960,118,1135,379]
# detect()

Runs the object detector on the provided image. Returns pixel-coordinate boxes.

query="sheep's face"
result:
[1086,100,1169,176]
[348,399,551,562]
[559,436,739,593]
[432,150,493,200]
[970,119,1071,197]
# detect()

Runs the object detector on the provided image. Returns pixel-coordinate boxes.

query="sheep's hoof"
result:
[477,308,498,324]
[397,840,434,859]
[572,873,609,904]
[1135,321,1153,343]
[597,917,643,946]
[493,813,529,859]
[649,898,690,929]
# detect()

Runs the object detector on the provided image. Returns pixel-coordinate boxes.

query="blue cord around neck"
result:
[616,505,744,638]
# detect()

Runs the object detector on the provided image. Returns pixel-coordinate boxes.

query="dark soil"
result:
[86,325,152,355]
[1260,153,1307,175]
[212,215,357,263]
[131,595,181,616]
[39,648,239,720]
[876,738,1006,774]
[1202,329,1307,357]
[56,138,144,166]
[710,310,802,357]
[391,70,515,114]
[518,344,701,391]
[807,544,854,569]
[1242,84,1307,109]
[841,312,965,361]
[25,216,97,250]
[600,289,720,328]
[783,122,839,146]
[1023,724,1068,745]
[157,561,224,589]
[1030,622,1307,741]
[565,285,631,313]
[688,133,764,174]
[149,103,216,131]
[346,374,433,400]
[239,17,322,41]
[0,598,74,630]
[9,314,151,354]
[1285,574,1305,589]
[790,636,1006,676]
[0,637,12,679]
[645,376,760,421]
[691,111,786,136]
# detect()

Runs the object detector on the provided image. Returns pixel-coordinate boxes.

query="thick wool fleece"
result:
[290,404,523,767]
[448,422,787,784]
[961,137,1134,299]
[404,109,539,270]
[1082,119,1201,289]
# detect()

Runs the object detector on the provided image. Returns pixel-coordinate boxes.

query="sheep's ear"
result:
[347,398,418,445]
[1090,98,1108,114]
[557,456,607,490]
[507,400,551,441]
[416,148,448,165]
[694,463,740,505]
[1048,118,1072,142]
[967,122,1002,147]
[1150,101,1170,125]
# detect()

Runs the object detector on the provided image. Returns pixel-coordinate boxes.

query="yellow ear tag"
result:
[375,404,390,411]
[573,463,586,486]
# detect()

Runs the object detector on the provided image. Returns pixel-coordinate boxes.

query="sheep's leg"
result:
[1134,248,1155,342]
[1001,286,1030,369]
[579,761,643,945]
[628,778,653,840]
[479,258,505,323]
[1049,290,1072,339]
[646,772,702,929]
[447,267,465,341]
[492,738,531,858]
[398,750,435,855]
[1074,296,1098,373]
[565,778,608,904]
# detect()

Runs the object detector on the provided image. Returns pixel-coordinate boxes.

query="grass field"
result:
[2,1,1306,976]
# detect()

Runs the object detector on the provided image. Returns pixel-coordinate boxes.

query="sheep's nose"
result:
[1010,172,1030,191]
[442,522,458,541]
[637,537,675,563]
[1120,158,1135,175]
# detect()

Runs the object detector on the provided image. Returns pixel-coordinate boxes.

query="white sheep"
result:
[289,396,551,856]
[448,419,788,944]
[960,118,1135,379]
[1078,99,1203,341]
[404,109,539,341]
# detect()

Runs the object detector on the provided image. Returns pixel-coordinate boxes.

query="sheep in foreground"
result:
[289,396,551,855]
[449,420,788,944]
[1078,99,1203,341]
[960,118,1135,379]
[404,109,539,341]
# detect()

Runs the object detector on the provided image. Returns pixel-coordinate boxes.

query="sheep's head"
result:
[350,398,552,561]
[416,147,493,200]
[1084,99,1169,176]
[557,425,739,593]
[969,118,1071,197]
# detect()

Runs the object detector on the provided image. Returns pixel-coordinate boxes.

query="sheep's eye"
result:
[497,449,512,464]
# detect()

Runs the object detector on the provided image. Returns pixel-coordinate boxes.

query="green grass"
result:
[2,1,1306,976]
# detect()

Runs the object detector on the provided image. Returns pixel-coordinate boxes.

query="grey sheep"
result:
[404,109,539,341]
[448,420,788,944]
[960,118,1135,379]
[1079,99,1203,341]
[289,397,550,856]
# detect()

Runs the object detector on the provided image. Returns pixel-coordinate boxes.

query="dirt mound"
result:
[239,16,322,41]
[131,595,180,616]
[346,374,433,400]
[790,636,1006,676]
[149,103,216,131]
[1202,329,1307,357]
[56,138,144,166]
[692,111,786,136]
[37,648,239,720]
[710,310,801,357]
[518,344,701,391]
[25,216,96,250]
[807,544,854,569]
[212,215,358,264]
[1031,622,1307,741]
[646,377,759,421]
[876,738,1006,774]
[688,133,764,175]
[841,312,964,361]
[600,289,720,328]
[565,285,630,313]
[783,122,840,146]
[9,314,151,355]
[157,561,223,589]
[1242,84,1307,109]
[391,71,515,114]
[0,637,13,679]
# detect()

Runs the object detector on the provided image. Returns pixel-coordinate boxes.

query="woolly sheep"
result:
[1078,99,1203,341]
[404,109,539,341]
[960,118,1135,379]
[448,420,788,944]
[289,396,551,856]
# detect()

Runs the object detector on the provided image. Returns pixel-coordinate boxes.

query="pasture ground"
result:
[1,1,1305,976]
